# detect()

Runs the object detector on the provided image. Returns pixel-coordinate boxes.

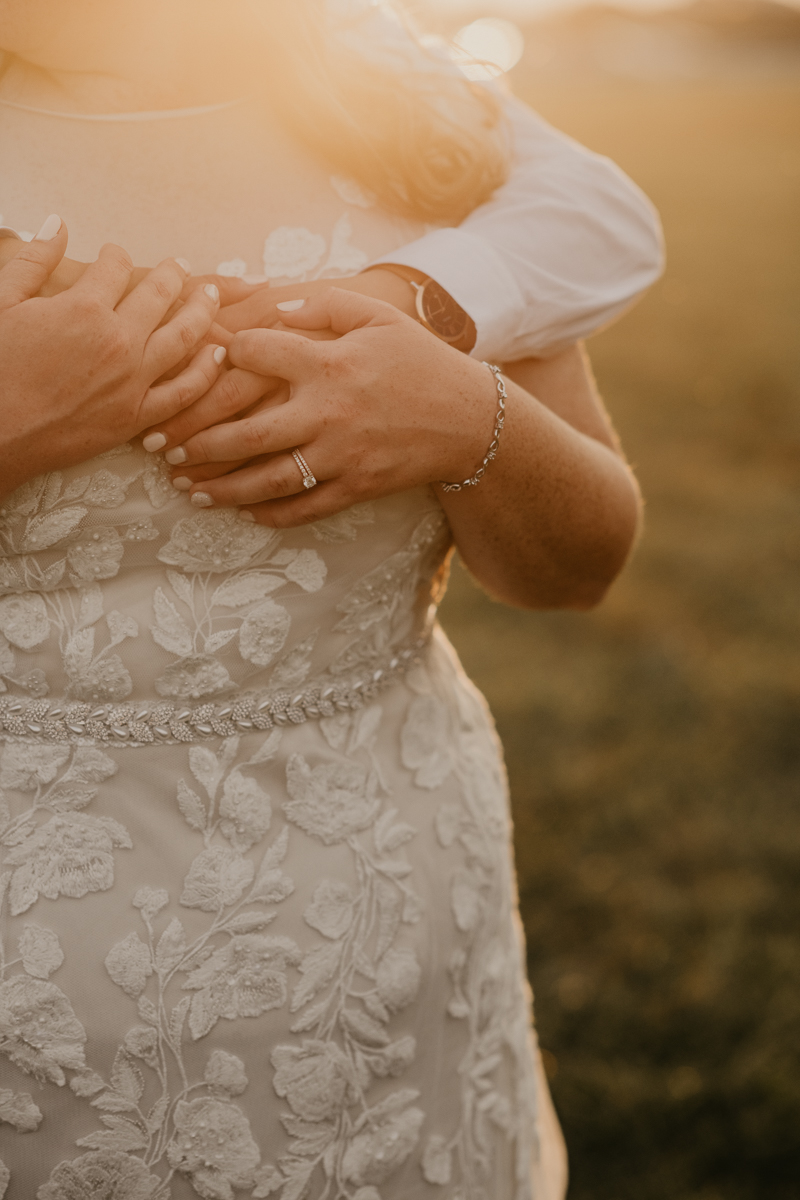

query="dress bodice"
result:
[0,97,452,746]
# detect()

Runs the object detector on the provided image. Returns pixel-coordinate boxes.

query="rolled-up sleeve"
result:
[373,96,664,361]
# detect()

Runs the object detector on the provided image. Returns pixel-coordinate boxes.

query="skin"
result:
[0,222,224,498]
[146,290,643,610]
[0,0,643,608]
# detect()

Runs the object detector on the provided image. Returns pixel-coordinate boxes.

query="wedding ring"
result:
[292,449,317,490]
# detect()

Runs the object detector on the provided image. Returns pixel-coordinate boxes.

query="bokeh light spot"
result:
[452,18,525,79]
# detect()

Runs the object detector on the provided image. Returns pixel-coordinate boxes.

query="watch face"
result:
[417,279,471,344]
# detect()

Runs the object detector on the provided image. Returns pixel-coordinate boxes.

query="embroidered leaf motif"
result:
[152,587,193,656]
[324,213,369,276]
[211,570,284,607]
[289,998,328,1034]
[291,942,343,1013]
[180,847,255,911]
[0,1087,43,1132]
[137,995,159,1026]
[177,779,207,832]
[204,628,238,653]
[155,917,187,974]
[21,506,86,552]
[340,1007,391,1047]
[167,568,195,607]
[76,1116,148,1153]
[246,728,282,766]
[304,879,354,940]
[422,1134,453,1184]
[104,932,154,998]
[373,808,416,855]
[349,704,382,753]
[284,755,380,846]
[77,584,104,630]
[270,630,318,690]
[401,694,453,789]
[169,995,192,1048]
[262,225,326,279]
[225,910,277,934]
[110,1049,145,1103]
[18,923,64,978]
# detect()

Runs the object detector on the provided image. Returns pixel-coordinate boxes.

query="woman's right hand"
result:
[0,216,226,499]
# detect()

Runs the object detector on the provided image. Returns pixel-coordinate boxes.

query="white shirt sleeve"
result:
[372,95,665,361]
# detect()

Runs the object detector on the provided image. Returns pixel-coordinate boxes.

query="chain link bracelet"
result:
[439,362,507,493]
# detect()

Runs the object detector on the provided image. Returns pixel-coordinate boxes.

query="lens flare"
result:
[452,18,525,80]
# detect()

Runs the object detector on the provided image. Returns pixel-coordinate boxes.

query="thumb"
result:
[275,286,397,337]
[0,214,69,311]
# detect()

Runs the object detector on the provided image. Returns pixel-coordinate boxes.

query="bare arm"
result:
[147,290,642,612]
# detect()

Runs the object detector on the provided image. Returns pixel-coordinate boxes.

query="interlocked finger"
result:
[144,281,219,380]
[145,367,283,454]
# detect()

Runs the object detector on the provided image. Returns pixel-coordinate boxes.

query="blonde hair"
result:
[256,1,510,225]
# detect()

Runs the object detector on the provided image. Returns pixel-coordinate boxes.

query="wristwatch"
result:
[363,263,477,354]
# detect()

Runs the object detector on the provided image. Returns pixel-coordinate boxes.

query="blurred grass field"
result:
[438,74,800,1199]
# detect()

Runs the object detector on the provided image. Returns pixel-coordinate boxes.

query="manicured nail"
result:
[171,476,193,491]
[238,510,256,522]
[35,214,62,241]
[165,446,187,465]
[204,283,219,303]
[212,345,227,365]
[142,432,167,453]
[190,492,214,508]
[175,257,191,275]
[276,299,305,312]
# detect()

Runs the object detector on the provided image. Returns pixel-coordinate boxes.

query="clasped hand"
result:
[145,288,497,527]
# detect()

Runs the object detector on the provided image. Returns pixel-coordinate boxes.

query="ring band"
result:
[292,449,318,490]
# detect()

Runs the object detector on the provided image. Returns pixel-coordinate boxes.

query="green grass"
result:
[437,78,800,1199]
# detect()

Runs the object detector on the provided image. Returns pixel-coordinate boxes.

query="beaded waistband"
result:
[0,637,428,746]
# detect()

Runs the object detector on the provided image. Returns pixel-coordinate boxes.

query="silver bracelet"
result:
[439,362,507,493]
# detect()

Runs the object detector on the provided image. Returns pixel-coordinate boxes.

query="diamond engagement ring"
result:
[291,449,318,490]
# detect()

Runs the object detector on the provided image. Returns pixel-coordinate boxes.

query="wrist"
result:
[348,268,418,319]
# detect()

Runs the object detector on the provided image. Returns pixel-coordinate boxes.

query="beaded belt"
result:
[0,637,429,746]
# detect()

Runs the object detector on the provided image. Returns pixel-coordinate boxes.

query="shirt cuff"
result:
[370,227,525,361]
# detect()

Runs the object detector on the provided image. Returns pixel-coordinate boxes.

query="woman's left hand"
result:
[155,289,496,526]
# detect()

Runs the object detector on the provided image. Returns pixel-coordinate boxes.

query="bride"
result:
[0,2,651,1197]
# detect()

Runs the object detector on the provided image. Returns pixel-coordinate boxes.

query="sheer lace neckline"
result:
[0,96,245,122]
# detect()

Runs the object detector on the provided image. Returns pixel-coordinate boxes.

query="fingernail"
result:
[175,257,192,275]
[171,476,193,491]
[142,432,167,453]
[276,299,306,312]
[190,492,214,508]
[238,510,256,522]
[165,446,187,465]
[35,213,62,241]
[212,345,227,365]
[204,283,219,303]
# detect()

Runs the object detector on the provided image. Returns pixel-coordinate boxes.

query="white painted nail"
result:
[175,257,191,275]
[142,432,167,453]
[276,299,306,312]
[238,509,256,522]
[212,345,227,365]
[190,491,214,508]
[204,283,219,303]
[171,476,193,491]
[35,213,62,241]
[165,446,187,465]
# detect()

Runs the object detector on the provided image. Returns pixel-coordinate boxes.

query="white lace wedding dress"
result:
[0,94,566,1200]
